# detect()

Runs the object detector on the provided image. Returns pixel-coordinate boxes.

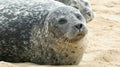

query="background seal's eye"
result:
[75,14,82,20]
[58,18,67,24]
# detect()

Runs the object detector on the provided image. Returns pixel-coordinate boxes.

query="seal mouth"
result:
[75,32,85,39]
[68,32,86,42]
[77,33,83,36]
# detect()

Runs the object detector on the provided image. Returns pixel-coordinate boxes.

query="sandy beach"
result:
[0,0,120,67]
[80,0,120,66]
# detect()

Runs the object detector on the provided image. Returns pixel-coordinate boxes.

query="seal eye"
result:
[75,14,82,20]
[84,2,89,6]
[58,18,67,24]
[73,6,79,9]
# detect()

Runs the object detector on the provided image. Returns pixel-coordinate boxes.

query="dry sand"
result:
[80,0,120,66]
[0,0,120,67]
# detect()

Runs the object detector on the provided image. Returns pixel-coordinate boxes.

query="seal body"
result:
[55,0,94,22]
[0,0,88,65]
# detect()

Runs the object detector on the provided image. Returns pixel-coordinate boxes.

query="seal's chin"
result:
[68,32,86,42]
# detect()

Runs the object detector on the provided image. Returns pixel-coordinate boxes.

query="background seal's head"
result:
[55,0,95,22]
[77,0,94,22]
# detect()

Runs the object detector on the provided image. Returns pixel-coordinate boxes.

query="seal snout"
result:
[68,23,88,41]
[86,10,94,22]
[74,23,87,33]
[74,23,83,31]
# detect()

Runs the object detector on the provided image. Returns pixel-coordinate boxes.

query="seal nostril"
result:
[75,24,83,30]
[80,24,83,28]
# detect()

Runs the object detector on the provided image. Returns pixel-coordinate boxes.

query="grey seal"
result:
[0,0,88,65]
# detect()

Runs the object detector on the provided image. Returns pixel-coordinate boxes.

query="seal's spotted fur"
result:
[0,0,88,65]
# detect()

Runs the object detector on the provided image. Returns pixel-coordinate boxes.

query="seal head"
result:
[45,6,88,43]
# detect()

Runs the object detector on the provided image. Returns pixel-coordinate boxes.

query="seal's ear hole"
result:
[75,14,82,20]
[58,18,67,24]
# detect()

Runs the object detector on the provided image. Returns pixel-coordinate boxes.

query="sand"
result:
[0,0,120,67]
[80,0,120,66]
